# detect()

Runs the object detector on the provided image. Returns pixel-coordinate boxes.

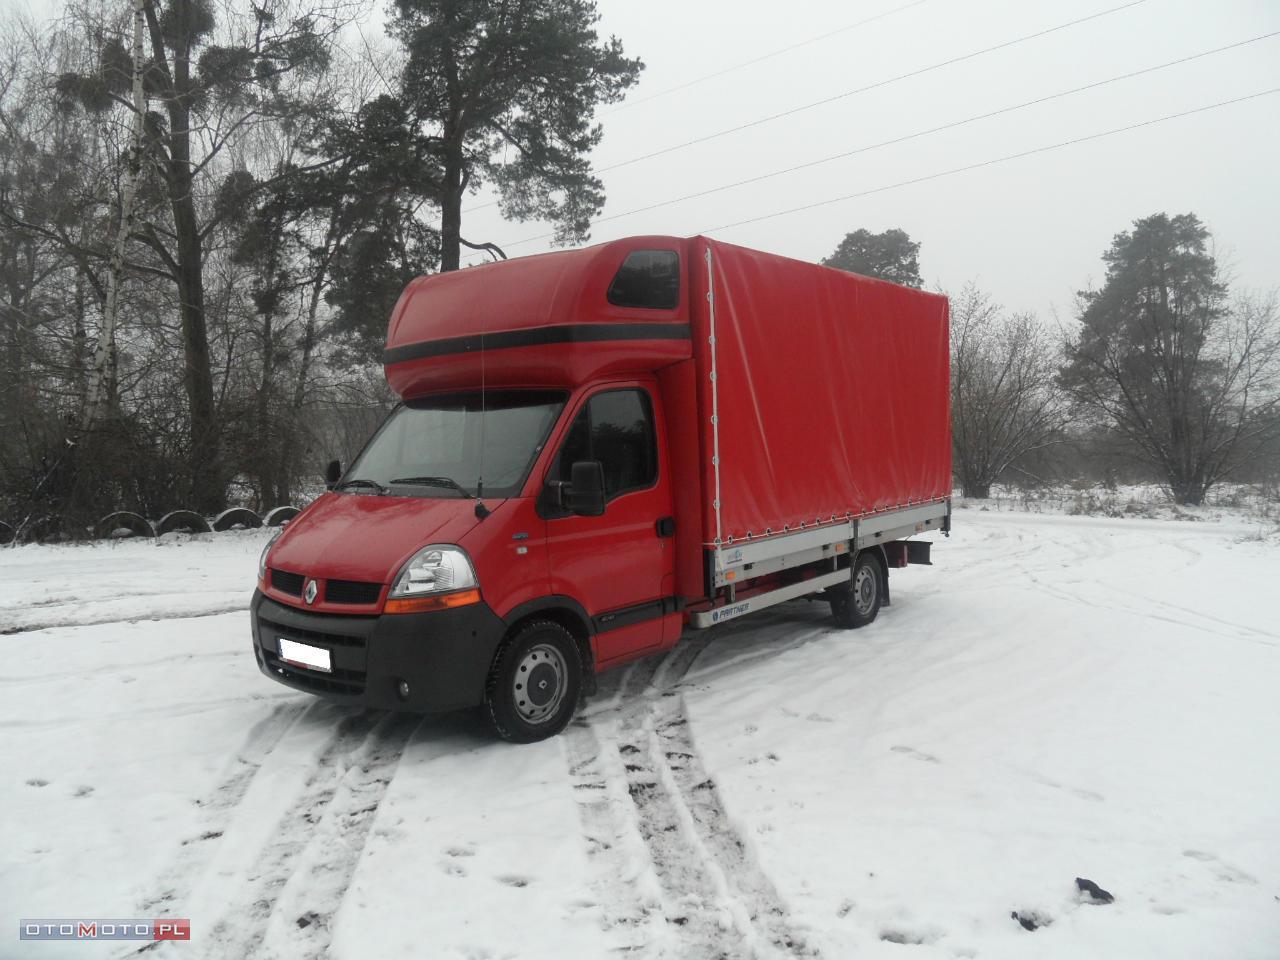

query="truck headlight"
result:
[386,545,480,614]
[258,527,284,584]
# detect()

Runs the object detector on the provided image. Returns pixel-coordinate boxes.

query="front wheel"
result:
[830,552,883,629]
[483,620,582,743]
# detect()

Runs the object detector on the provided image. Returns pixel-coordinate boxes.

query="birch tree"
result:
[82,0,147,427]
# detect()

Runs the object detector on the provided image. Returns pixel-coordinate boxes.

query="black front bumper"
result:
[251,590,507,713]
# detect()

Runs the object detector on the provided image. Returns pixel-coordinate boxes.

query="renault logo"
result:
[304,580,318,604]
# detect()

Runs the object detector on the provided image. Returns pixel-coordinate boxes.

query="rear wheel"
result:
[483,620,582,743]
[830,552,882,629]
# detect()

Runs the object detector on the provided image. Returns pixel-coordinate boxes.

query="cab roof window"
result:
[606,250,680,310]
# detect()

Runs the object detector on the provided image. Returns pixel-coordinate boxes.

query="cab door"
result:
[543,384,675,667]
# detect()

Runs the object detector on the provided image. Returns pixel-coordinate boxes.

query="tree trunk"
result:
[1169,473,1208,506]
[172,186,220,512]
[71,272,87,405]
[152,0,221,513]
[82,0,147,429]
[280,222,336,503]
[439,14,464,275]
[255,310,275,510]
[439,143,464,272]
[253,210,284,512]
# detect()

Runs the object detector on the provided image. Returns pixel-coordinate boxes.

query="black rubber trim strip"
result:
[384,322,692,365]
[593,596,682,634]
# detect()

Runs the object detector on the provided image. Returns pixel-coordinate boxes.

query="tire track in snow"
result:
[567,633,814,957]
[615,695,737,957]
[3,694,298,732]
[1092,586,1280,645]
[581,614,819,725]
[0,649,247,687]
[263,712,421,960]
[122,701,310,957]
[677,621,832,689]
[651,633,715,690]
[657,695,815,957]
[564,646,708,952]
[194,710,413,959]
[1,603,247,636]
[577,643,675,720]
[564,717,656,950]
[1008,525,1278,646]
[135,701,308,911]
[1025,567,1279,649]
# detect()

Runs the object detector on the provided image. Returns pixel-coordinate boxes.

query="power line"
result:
[453,0,1147,228]
[464,86,1279,265]
[594,0,1148,174]
[476,31,1280,256]
[604,0,933,114]
[702,87,1280,234]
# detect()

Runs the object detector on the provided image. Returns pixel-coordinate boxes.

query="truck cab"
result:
[252,236,951,742]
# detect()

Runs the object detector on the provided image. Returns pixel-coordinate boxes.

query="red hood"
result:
[268,492,484,584]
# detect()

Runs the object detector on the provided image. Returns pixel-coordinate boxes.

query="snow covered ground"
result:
[2,510,1278,959]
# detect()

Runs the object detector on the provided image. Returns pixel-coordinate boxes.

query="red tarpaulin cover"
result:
[690,237,951,546]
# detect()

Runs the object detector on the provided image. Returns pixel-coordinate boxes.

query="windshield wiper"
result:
[333,478,387,495]
[389,476,474,498]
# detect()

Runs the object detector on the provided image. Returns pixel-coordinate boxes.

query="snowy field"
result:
[2,509,1279,960]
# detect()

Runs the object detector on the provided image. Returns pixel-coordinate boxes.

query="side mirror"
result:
[566,460,606,517]
[325,459,342,488]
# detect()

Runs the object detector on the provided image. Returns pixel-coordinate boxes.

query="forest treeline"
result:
[0,0,639,539]
[2,0,1278,543]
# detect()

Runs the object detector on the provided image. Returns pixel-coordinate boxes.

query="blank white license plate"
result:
[278,637,332,673]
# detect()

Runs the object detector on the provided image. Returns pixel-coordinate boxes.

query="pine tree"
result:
[390,0,642,271]
[1061,213,1280,505]
[822,227,922,288]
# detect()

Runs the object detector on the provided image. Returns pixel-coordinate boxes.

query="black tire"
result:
[483,620,582,743]
[830,552,883,629]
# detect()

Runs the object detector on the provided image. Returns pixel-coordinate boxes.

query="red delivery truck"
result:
[252,236,951,742]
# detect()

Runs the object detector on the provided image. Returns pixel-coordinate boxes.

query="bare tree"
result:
[41,0,364,511]
[1,2,383,530]
[951,283,1066,498]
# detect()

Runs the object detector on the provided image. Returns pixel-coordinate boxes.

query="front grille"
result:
[271,568,305,595]
[326,579,382,605]
[257,602,371,696]
[259,616,367,649]
[263,651,365,695]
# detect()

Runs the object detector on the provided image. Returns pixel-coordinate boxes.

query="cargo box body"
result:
[690,238,951,547]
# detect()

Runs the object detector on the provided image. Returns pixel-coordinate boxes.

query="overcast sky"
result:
[7,0,1278,319]
[454,0,1279,320]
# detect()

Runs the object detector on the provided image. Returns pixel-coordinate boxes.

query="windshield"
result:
[343,390,567,499]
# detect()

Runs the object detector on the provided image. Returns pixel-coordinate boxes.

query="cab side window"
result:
[553,389,657,500]
[555,405,592,482]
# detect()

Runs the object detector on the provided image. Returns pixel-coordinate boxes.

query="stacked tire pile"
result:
[0,505,301,545]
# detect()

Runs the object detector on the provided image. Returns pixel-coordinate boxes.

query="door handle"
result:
[655,517,676,538]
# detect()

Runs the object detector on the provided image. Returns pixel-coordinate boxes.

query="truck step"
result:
[688,568,849,628]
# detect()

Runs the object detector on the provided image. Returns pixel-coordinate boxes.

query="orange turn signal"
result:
[384,588,482,615]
